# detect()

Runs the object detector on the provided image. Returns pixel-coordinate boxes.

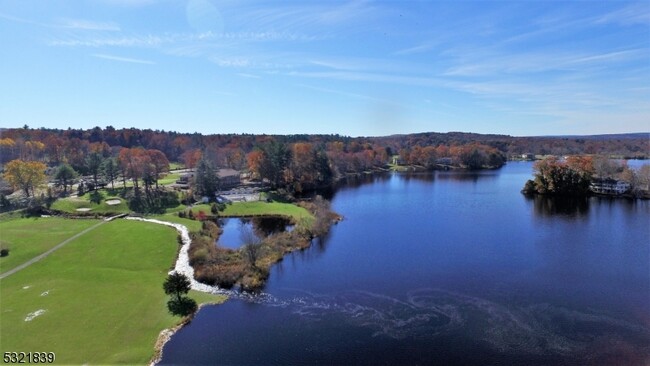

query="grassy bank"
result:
[222,201,313,222]
[0,217,99,274]
[0,218,225,364]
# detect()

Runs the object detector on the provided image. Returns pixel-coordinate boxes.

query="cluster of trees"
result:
[247,141,333,192]
[523,155,650,196]
[398,143,506,169]
[523,156,594,196]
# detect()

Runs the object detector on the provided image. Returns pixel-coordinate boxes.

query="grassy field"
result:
[0,219,226,364]
[151,213,203,232]
[0,217,100,274]
[169,162,184,170]
[51,190,130,214]
[158,172,181,186]
[222,201,313,222]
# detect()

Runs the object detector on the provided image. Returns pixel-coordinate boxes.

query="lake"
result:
[161,162,650,365]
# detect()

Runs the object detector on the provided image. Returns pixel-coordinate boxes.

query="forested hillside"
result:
[1,127,647,182]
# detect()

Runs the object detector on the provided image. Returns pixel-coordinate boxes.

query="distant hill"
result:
[534,133,649,140]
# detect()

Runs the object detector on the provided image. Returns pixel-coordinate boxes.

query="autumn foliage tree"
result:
[3,159,47,197]
[523,157,592,196]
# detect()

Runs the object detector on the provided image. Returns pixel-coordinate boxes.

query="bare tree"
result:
[240,223,262,268]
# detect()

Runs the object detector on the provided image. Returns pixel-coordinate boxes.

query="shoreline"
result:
[125,217,228,365]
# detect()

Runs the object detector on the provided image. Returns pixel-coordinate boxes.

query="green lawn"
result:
[158,173,181,186]
[0,217,100,274]
[153,201,314,232]
[169,162,184,170]
[222,201,313,223]
[0,219,226,364]
[151,213,203,232]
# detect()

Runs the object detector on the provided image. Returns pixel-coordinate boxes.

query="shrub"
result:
[89,191,103,204]
[0,248,9,257]
[194,264,243,289]
[200,220,221,239]
[196,210,207,221]
[211,202,226,214]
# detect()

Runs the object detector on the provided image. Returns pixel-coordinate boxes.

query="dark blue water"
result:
[162,162,650,365]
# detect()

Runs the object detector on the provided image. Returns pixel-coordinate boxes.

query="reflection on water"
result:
[528,195,590,219]
[216,217,294,249]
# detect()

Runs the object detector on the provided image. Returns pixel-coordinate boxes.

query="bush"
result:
[196,210,207,221]
[522,179,536,195]
[0,248,9,257]
[89,190,103,204]
[194,264,242,289]
[211,202,226,214]
[200,220,221,239]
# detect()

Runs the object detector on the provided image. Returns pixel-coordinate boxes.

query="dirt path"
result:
[0,220,108,280]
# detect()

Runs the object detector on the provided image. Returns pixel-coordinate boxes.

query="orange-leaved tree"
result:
[3,159,47,197]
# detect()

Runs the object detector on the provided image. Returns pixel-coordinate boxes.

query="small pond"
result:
[216,217,294,249]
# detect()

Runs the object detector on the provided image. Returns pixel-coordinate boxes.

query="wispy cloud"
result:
[210,57,251,68]
[595,3,650,26]
[58,19,120,31]
[49,30,319,49]
[237,73,261,79]
[393,43,434,56]
[51,35,165,48]
[97,0,155,7]
[92,53,154,64]
[298,83,388,103]
[0,12,121,31]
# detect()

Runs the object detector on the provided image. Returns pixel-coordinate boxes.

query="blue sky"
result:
[1,0,648,137]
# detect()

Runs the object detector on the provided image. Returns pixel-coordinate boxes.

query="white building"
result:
[590,178,630,195]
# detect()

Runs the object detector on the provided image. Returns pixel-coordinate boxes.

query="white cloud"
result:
[237,73,261,79]
[92,53,154,64]
[58,19,121,31]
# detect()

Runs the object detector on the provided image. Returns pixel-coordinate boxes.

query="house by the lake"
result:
[590,178,630,195]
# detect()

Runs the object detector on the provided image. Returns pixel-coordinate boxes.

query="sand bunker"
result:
[76,208,92,212]
[105,199,121,206]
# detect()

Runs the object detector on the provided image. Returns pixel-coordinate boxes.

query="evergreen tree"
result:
[102,158,119,189]
[86,152,104,190]
[259,140,291,188]
[55,163,77,195]
[194,156,219,198]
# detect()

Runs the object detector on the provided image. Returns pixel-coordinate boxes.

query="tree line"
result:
[1,126,648,200]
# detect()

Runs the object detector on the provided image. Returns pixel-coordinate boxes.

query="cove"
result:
[160,162,650,365]
[216,217,294,249]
